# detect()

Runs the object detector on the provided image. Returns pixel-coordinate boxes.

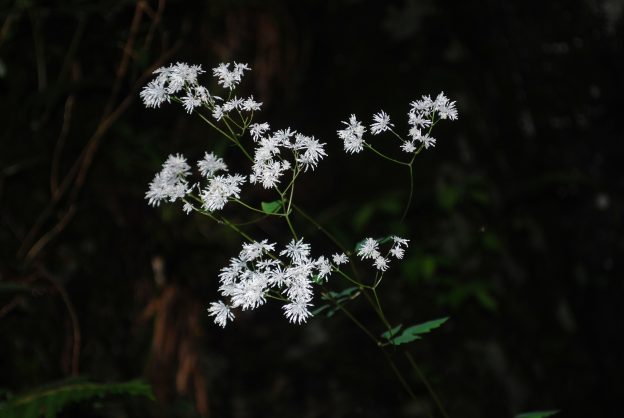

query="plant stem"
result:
[292,204,347,253]
[365,144,410,166]
[405,351,450,418]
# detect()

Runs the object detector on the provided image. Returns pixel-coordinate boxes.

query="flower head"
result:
[338,114,366,154]
[200,174,246,212]
[281,238,311,264]
[370,110,394,135]
[357,238,380,260]
[197,152,228,178]
[208,301,234,328]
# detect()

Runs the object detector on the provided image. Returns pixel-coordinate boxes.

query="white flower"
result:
[207,301,234,328]
[418,133,436,149]
[249,122,270,141]
[357,238,380,260]
[218,257,246,285]
[332,253,349,265]
[169,63,204,92]
[212,62,250,90]
[410,95,434,113]
[140,80,170,108]
[293,134,327,172]
[181,91,203,114]
[389,246,405,259]
[282,300,312,324]
[254,135,282,162]
[280,238,311,264]
[273,128,296,144]
[400,141,417,153]
[391,236,410,247]
[242,96,262,111]
[434,92,458,120]
[267,266,288,287]
[240,240,276,261]
[373,256,390,271]
[250,160,290,189]
[211,105,224,121]
[145,154,191,206]
[162,154,191,177]
[182,202,194,214]
[408,112,431,129]
[338,114,366,154]
[228,273,268,310]
[315,256,332,281]
[197,152,228,178]
[284,264,314,302]
[408,126,422,141]
[200,174,246,211]
[223,97,244,112]
[370,110,394,135]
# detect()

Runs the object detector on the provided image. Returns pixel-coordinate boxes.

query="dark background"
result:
[1,0,622,417]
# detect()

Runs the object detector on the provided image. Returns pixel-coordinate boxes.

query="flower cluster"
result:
[337,92,457,155]
[145,154,191,207]
[142,61,425,330]
[356,236,409,272]
[207,239,336,327]
[140,61,261,118]
[146,151,246,215]
[248,124,326,189]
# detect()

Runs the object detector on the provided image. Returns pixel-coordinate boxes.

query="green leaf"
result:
[390,317,449,346]
[381,324,403,340]
[515,411,559,418]
[261,200,282,214]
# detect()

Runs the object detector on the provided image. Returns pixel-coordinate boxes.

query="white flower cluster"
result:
[207,239,338,327]
[140,61,261,117]
[337,92,457,154]
[145,154,191,206]
[146,151,246,213]
[248,124,327,189]
[356,236,409,272]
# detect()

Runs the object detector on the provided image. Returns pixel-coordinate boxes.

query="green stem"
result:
[401,163,414,221]
[334,269,371,289]
[405,351,450,418]
[365,144,410,166]
[233,199,285,216]
[293,204,347,253]
[196,112,253,161]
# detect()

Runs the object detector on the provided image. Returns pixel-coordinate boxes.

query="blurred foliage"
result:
[0,0,622,417]
[0,379,153,418]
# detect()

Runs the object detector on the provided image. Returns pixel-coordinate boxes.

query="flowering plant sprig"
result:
[337,93,458,218]
[142,61,456,415]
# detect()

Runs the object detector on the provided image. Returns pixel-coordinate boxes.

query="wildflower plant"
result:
[141,61,457,412]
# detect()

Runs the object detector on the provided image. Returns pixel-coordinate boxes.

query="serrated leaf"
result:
[381,324,403,340]
[515,411,559,418]
[260,200,282,214]
[390,317,449,346]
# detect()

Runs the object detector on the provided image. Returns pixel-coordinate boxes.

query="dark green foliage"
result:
[0,379,153,418]
[515,411,559,418]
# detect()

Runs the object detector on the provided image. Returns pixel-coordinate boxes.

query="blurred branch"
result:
[0,296,23,319]
[51,95,75,197]
[17,0,183,264]
[37,267,81,376]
